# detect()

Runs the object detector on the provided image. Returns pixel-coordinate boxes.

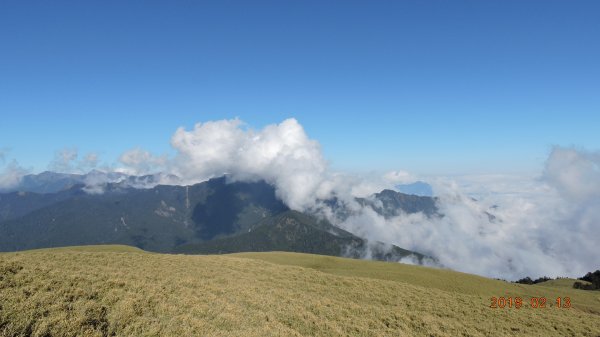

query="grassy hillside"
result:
[534,278,593,289]
[1,246,599,337]
[235,252,600,316]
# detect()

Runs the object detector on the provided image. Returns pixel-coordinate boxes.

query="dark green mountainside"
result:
[176,210,423,262]
[0,187,84,222]
[0,175,433,262]
[0,177,286,252]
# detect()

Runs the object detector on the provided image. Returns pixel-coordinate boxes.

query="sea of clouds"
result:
[1,118,598,280]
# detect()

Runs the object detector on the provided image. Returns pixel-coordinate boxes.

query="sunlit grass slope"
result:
[534,278,592,289]
[234,252,600,315]
[24,244,147,253]
[1,246,599,337]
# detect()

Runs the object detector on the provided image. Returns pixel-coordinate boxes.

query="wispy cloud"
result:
[118,148,167,176]
[48,148,79,173]
[0,160,28,190]
[48,148,101,174]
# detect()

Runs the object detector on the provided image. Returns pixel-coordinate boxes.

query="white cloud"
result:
[543,146,600,201]
[118,148,167,176]
[83,153,99,170]
[47,148,104,174]
[0,160,28,190]
[169,118,328,210]
[109,118,399,208]
[48,148,79,173]
[332,146,600,279]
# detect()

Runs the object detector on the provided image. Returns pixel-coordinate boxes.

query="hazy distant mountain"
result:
[323,188,439,222]
[0,173,435,262]
[1,170,180,194]
[360,189,438,218]
[7,171,85,194]
[396,181,434,197]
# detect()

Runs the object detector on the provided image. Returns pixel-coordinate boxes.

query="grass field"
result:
[534,278,592,289]
[1,245,599,336]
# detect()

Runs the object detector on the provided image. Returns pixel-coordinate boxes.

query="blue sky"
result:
[1,1,599,175]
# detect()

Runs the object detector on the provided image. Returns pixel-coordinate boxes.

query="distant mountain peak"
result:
[2,170,183,194]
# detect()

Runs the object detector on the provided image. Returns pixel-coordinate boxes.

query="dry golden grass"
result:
[534,278,592,289]
[1,246,599,337]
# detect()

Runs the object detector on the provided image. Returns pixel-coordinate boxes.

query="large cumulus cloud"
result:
[169,118,328,210]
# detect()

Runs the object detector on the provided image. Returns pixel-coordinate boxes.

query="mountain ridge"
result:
[0,173,437,263]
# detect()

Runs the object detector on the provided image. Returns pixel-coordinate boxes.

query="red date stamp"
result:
[489,297,571,309]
